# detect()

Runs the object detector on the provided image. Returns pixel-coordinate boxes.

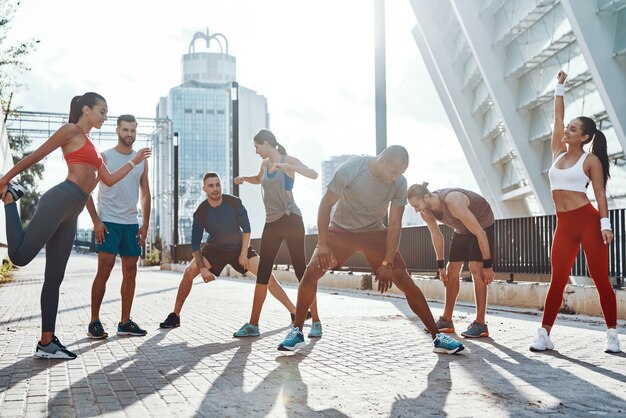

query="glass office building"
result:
[152,33,269,247]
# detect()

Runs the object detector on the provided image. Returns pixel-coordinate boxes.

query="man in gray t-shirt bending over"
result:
[278,145,464,355]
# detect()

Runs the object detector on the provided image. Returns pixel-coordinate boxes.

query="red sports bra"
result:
[64,126,103,170]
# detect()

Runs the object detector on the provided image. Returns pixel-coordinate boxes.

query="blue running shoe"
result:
[308,321,322,338]
[87,319,108,339]
[278,327,306,351]
[117,319,147,336]
[433,333,465,354]
[233,323,260,338]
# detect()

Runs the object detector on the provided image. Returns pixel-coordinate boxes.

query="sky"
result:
[5,0,479,233]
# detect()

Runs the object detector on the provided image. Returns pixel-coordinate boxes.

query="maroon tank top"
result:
[429,188,494,234]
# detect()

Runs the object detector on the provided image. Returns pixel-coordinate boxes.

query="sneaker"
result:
[461,321,489,338]
[290,311,313,324]
[308,321,323,338]
[529,327,554,352]
[159,312,180,329]
[233,323,260,338]
[34,336,77,360]
[605,328,622,353]
[278,327,306,351]
[117,319,147,336]
[0,175,26,202]
[433,333,465,354]
[424,316,455,334]
[87,319,108,339]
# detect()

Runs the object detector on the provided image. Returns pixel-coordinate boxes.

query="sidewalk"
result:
[0,253,625,417]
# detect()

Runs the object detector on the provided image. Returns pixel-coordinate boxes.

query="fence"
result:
[165,208,625,286]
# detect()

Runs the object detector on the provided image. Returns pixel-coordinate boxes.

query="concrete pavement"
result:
[1,253,625,417]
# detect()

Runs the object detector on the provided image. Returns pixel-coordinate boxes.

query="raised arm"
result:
[98,147,151,187]
[0,124,75,192]
[234,160,266,185]
[275,156,319,180]
[551,70,567,157]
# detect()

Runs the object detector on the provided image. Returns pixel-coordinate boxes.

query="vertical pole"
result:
[374,0,387,155]
[232,82,240,197]
[173,132,179,262]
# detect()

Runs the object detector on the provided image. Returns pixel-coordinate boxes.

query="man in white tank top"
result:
[85,115,151,339]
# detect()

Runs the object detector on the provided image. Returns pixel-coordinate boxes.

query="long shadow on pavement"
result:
[46,326,291,416]
[0,338,107,395]
[458,338,626,415]
[389,354,455,417]
[194,338,347,417]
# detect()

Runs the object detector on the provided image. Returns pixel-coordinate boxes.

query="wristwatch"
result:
[381,260,394,270]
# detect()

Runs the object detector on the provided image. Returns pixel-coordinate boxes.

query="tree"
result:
[8,133,43,224]
[1,0,39,108]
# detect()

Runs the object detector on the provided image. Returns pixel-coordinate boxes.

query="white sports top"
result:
[548,152,590,193]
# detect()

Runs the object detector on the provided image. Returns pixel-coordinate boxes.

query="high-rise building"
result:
[411,0,626,217]
[321,155,359,193]
[151,30,269,248]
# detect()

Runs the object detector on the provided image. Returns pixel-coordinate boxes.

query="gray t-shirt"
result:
[327,156,407,232]
[98,148,144,224]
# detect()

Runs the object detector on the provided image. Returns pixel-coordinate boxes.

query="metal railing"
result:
[158,208,626,287]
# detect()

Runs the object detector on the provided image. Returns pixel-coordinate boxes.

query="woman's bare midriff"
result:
[552,190,590,212]
[66,164,99,194]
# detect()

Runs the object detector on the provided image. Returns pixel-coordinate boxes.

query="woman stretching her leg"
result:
[529,71,620,354]
[0,93,151,359]
[233,129,321,338]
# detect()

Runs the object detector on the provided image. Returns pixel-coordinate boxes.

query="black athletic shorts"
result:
[448,224,495,263]
[201,245,258,275]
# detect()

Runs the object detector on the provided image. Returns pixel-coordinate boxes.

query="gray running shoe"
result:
[425,316,455,333]
[461,321,489,338]
[35,336,77,360]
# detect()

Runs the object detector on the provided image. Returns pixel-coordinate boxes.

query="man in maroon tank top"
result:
[408,183,495,338]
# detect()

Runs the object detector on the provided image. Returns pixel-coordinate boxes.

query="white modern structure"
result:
[411,0,626,217]
[152,29,269,247]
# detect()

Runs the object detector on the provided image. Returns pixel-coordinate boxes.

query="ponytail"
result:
[408,182,431,199]
[253,128,287,155]
[578,116,610,188]
[68,92,107,124]
[68,96,83,124]
[590,129,610,188]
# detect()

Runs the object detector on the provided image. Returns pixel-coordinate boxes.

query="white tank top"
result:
[548,152,590,193]
[97,148,144,224]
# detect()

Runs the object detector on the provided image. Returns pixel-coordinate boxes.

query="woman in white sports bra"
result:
[529,70,620,354]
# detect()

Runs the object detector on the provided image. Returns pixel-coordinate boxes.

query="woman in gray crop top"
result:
[529,70,620,354]
[233,129,322,338]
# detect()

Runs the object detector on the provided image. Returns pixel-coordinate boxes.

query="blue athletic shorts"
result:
[96,222,142,257]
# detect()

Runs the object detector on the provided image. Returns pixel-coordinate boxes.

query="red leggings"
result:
[543,204,617,328]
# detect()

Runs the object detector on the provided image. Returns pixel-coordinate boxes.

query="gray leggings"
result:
[5,180,88,333]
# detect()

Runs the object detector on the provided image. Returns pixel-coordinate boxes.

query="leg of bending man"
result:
[279,146,464,354]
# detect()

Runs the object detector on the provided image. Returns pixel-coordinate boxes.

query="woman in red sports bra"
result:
[529,71,620,354]
[0,92,151,359]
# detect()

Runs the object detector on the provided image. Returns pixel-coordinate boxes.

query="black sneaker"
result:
[290,311,313,324]
[87,319,108,339]
[159,312,180,329]
[117,319,147,336]
[34,336,77,360]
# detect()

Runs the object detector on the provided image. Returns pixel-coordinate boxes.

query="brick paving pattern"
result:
[0,253,625,417]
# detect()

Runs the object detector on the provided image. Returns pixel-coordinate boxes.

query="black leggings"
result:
[5,180,88,333]
[256,213,306,285]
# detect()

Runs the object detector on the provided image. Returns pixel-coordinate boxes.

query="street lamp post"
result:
[232,81,240,197]
[374,0,387,155]
[173,132,179,262]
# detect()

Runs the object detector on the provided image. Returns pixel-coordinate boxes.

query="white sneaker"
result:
[529,327,554,352]
[605,329,621,353]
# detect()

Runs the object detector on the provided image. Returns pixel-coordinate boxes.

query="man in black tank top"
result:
[408,183,495,339]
